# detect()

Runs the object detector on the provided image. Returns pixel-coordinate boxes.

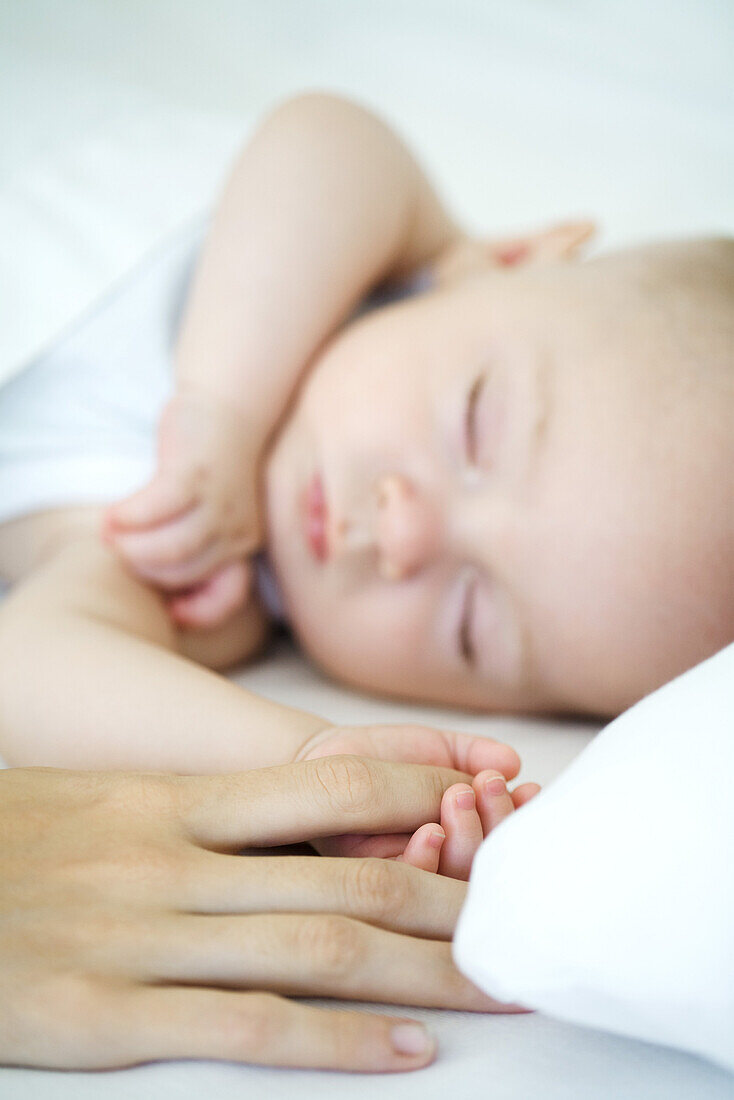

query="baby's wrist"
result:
[174,382,256,422]
[171,384,268,457]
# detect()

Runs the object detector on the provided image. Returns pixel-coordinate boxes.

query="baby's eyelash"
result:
[464,374,485,465]
[459,576,478,665]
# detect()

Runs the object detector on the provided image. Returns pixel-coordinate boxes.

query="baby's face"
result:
[265,244,733,715]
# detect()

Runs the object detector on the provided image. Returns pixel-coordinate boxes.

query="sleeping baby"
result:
[0,91,732,875]
[105,92,733,717]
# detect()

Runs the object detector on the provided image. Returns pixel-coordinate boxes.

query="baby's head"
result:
[265,237,734,717]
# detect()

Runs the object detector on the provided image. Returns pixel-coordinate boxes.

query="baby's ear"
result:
[487,220,597,267]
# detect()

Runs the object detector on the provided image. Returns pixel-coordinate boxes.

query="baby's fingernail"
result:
[391,1023,434,1057]
[455,787,475,810]
[484,776,506,796]
[428,828,445,849]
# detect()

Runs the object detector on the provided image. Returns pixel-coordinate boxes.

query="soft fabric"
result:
[0,214,432,532]
[0,218,206,526]
[0,214,431,610]
[454,643,734,1073]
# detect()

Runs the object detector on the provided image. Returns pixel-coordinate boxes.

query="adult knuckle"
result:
[38,904,136,974]
[131,842,187,894]
[297,914,363,983]
[221,993,283,1058]
[131,841,189,896]
[25,974,105,1039]
[308,755,377,815]
[65,838,182,903]
[425,767,449,815]
[345,858,409,923]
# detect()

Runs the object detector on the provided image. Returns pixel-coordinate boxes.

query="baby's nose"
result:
[375,473,439,580]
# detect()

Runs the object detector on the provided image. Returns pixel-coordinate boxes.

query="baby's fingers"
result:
[106,472,198,531]
[115,539,237,591]
[472,770,516,835]
[510,782,541,809]
[312,833,411,860]
[397,824,445,874]
[438,785,484,880]
[110,504,212,570]
[168,560,254,628]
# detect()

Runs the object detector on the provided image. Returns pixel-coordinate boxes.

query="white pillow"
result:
[454,644,734,1073]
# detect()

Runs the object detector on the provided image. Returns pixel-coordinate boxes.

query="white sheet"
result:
[1,0,733,1095]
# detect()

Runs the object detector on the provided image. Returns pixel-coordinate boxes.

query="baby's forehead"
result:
[322,288,447,371]
[322,244,729,398]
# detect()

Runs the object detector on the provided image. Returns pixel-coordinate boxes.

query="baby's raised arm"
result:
[175,90,461,428]
[105,92,464,626]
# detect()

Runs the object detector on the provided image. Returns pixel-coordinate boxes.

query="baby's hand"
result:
[396,772,540,878]
[103,392,264,627]
[316,771,540,881]
[296,723,540,879]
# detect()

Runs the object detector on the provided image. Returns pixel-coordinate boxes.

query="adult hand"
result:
[0,758,517,1074]
[296,724,539,871]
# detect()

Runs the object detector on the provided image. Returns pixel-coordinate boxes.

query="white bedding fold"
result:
[454,643,734,1073]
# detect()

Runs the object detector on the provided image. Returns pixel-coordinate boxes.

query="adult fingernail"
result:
[391,1023,434,1056]
[455,787,475,810]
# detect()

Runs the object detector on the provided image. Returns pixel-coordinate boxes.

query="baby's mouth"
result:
[304,472,329,561]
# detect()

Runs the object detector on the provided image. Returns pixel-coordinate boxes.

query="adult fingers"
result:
[99,987,438,1073]
[174,852,465,940]
[140,912,501,1013]
[437,784,484,880]
[177,757,472,851]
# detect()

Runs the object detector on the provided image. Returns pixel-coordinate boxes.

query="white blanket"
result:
[455,644,734,1073]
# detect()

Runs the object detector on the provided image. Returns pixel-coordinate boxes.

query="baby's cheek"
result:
[292,585,420,689]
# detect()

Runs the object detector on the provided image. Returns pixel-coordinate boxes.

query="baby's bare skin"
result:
[104,91,465,625]
[264,237,734,716]
[102,92,734,718]
[104,93,592,628]
[0,502,535,877]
